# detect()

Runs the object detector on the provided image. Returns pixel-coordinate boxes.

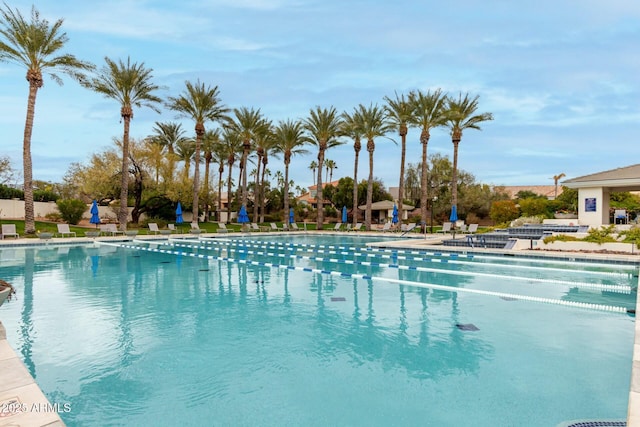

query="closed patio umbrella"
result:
[342,206,347,224]
[238,205,250,224]
[392,204,398,224]
[90,200,100,228]
[289,208,294,224]
[176,202,184,224]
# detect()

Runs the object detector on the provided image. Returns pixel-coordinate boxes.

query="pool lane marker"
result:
[106,241,632,313]
[142,239,632,294]
[194,236,638,273]
[177,238,629,279]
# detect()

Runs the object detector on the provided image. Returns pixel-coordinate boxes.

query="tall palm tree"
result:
[341,109,364,226]
[149,121,188,184]
[553,173,566,199]
[212,144,227,221]
[274,119,308,224]
[84,57,161,230]
[259,143,278,223]
[325,159,337,183]
[409,89,448,224]
[167,80,228,223]
[228,107,266,211]
[202,128,221,222]
[0,4,94,234]
[222,128,243,223]
[175,138,196,179]
[252,122,273,222]
[384,91,413,223]
[309,160,318,186]
[303,106,343,229]
[358,104,394,230]
[141,138,165,186]
[445,93,493,210]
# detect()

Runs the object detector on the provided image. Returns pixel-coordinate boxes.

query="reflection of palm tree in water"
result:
[20,249,36,376]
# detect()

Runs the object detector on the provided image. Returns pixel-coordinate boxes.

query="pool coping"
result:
[0,231,638,425]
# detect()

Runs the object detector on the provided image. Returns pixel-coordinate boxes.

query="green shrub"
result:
[56,199,87,225]
[489,200,519,224]
[543,234,580,244]
[582,225,617,245]
[33,190,59,202]
[619,226,640,248]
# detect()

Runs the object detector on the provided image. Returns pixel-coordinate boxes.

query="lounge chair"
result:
[437,222,452,234]
[56,223,76,238]
[100,224,124,236]
[381,222,392,232]
[401,223,417,236]
[290,223,301,231]
[148,223,161,235]
[333,223,342,231]
[217,223,229,233]
[351,223,363,232]
[465,224,479,234]
[1,224,19,239]
[190,223,207,234]
[270,223,284,231]
[168,224,177,233]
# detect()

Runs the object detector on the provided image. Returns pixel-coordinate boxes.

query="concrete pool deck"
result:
[0,231,638,426]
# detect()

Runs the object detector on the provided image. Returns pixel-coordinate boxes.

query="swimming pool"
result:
[0,235,636,426]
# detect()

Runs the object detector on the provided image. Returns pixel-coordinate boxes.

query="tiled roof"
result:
[563,164,640,183]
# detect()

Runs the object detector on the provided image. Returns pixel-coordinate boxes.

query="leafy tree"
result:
[83,57,161,230]
[0,4,94,234]
[0,156,13,184]
[516,190,546,200]
[489,200,519,225]
[518,198,548,218]
[56,199,87,224]
[274,119,308,224]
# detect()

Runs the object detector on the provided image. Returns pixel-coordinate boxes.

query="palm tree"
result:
[84,57,161,230]
[222,128,243,223]
[309,160,318,186]
[409,89,448,224]
[325,159,337,183]
[445,93,493,210]
[553,173,566,199]
[384,92,413,223]
[167,80,228,223]
[252,122,273,222]
[0,4,94,234]
[259,144,278,223]
[202,128,221,221]
[149,121,188,184]
[274,119,308,224]
[303,106,344,230]
[212,144,227,221]
[358,104,394,230]
[175,138,196,179]
[141,138,165,186]
[228,107,266,212]
[341,109,364,226]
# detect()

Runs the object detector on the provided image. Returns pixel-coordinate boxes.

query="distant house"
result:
[358,200,415,223]
[297,180,341,209]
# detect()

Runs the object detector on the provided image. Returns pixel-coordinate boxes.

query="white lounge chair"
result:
[56,223,76,238]
[100,224,124,236]
[190,223,207,234]
[290,223,301,231]
[270,223,284,231]
[168,224,177,233]
[148,223,161,235]
[437,222,452,234]
[465,224,479,234]
[333,223,342,231]
[352,223,362,232]
[401,223,417,236]
[1,224,19,239]
[217,223,229,233]
[381,222,392,232]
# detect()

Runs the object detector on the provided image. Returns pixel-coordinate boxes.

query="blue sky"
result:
[1,0,639,191]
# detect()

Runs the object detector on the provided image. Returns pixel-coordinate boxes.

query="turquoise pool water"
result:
[0,235,636,426]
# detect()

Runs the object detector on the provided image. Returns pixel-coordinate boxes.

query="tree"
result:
[175,138,196,179]
[384,91,413,223]
[303,106,344,229]
[274,119,308,224]
[167,80,228,223]
[0,4,94,234]
[325,159,337,183]
[252,122,274,222]
[221,127,243,223]
[341,108,365,226]
[445,92,493,212]
[552,173,566,199]
[228,107,266,213]
[0,156,13,184]
[309,160,318,186]
[201,129,221,222]
[358,103,393,230]
[409,89,448,224]
[149,121,188,184]
[84,57,161,230]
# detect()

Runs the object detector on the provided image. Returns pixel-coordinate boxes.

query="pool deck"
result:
[0,231,639,426]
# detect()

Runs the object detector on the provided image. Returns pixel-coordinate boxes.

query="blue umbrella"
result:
[392,204,399,224]
[289,208,294,224]
[176,202,184,224]
[90,200,101,228]
[450,205,458,223]
[342,206,348,223]
[238,205,250,224]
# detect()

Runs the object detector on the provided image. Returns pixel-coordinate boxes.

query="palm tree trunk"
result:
[316,149,325,230]
[260,158,268,223]
[352,141,360,227]
[420,130,430,224]
[118,114,132,231]
[22,82,39,234]
[217,165,224,221]
[192,127,203,224]
[365,139,375,231]
[241,141,250,209]
[253,153,262,222]
[203,156,211,222]
[227,162,234,224]
[451,137,460,209]
[397,127,407,223]
[283,156,291,225]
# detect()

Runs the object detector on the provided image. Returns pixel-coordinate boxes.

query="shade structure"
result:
[238,205,250,224]
[392,204,399,224]
[289,208,295,224]
[449,205,458,223]
[342,206,348,223]
[176,202,184,224]
[89,200,101,228]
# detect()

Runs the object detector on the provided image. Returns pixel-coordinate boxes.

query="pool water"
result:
[0,235,636,426]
